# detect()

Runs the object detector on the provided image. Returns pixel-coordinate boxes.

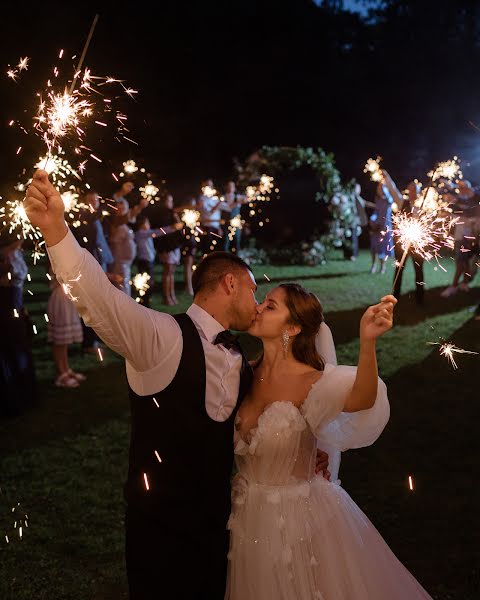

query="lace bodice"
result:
[234,364,391,487]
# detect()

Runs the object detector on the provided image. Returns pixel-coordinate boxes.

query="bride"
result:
[226,283,432,599]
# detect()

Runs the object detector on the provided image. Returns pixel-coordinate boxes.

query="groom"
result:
[25,170,329,600]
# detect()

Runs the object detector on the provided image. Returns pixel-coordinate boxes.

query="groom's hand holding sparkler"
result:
[24,169,68,247]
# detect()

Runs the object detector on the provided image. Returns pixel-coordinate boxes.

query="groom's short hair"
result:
[192,251,252,295]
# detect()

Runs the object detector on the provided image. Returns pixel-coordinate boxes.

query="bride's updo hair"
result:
[279,283,325,371]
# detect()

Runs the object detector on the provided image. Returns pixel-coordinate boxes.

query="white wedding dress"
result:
[225,364,432,599]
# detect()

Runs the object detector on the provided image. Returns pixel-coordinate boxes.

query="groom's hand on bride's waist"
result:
[315,449,331,481]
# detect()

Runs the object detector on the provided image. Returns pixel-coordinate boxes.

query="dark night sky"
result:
[2,0,480,202]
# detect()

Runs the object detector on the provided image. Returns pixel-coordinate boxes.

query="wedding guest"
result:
[198,179,230,255]
[113,180,135,204]
[440,180,478,298]
[369,170,400,274]
[135,214,183,307]
[108,196,148,296]
[47,265,85,388]
[221,181,247,253]
[0,235,37,416]
[155,193,184,305]
[393,180,425,304]
[179,195,198,296]
[344,182,368,261]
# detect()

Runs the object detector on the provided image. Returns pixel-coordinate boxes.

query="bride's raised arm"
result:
[343,295,396,413]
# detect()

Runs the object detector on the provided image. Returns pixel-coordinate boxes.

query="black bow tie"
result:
[214,330,241,351]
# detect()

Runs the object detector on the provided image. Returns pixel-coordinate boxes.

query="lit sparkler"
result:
[132,272,151,297]
[428,157,462,182]
[181,209,200,232]
[0,199,41,241]
[364,157,384,183]
[34,150,80,187]
[202,185,218,198]
[139,181,159,203]
[428,340,478,370]
[122,160,138,175]
[228,215,244,240]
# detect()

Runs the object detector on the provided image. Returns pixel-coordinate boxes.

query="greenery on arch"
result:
[237,145,362,254]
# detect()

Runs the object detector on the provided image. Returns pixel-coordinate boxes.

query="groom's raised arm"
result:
[25,170,182,373]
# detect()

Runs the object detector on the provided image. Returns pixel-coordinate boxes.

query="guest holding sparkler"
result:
[369,170,401,274]
[221,181,247,253]
[135,214,183,307]
[198,179,230,255]
[113,180,135,205]
[344,182,368,261]
[0,235,36,416]
[393,180,425,304]
[180,195,199,296]
[440,180,479,298]
[155,193,184,306]
[108,196,148,296]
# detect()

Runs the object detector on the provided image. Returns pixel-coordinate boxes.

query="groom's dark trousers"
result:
[124,314,252,599]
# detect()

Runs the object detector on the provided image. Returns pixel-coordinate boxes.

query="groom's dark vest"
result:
[124,313,252,532]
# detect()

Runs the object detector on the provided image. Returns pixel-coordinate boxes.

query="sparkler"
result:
[34,150,80,187]
[202,185,218,198]
[428,157,462,182]
[181,209,200,232]
[228,215,244,240]
[428,340,478,370]
[139,181,159,203]
[390,210,455,289]
[132,272,151,298]
[0,199,42,241]
[122,159,138,175]
[364,157,384,183]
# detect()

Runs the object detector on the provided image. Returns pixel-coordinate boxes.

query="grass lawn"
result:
[1,249,479,599]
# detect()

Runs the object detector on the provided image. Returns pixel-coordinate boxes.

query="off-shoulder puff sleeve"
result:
[303,363,390,452]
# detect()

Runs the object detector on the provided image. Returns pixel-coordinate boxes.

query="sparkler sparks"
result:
[391,211,455,263]
[429,341,478,370]
[364,157,384,182]
[34,150,80,186]
[202,185,218,198]
[122,160,138,174]
[35,89,93,151]
[181,209,200,231]
[139,181,159,203]
[228,215,244,240]
[0,199,41,241]
[428,157,462,182]
[132,272,151,297]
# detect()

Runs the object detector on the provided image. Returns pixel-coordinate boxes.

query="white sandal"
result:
[68,369,87,382]
[55,372,80,388]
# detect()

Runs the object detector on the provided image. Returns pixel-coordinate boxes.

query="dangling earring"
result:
[282,330,290,358]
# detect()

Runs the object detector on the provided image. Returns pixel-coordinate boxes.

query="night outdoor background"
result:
[1,2,480,599]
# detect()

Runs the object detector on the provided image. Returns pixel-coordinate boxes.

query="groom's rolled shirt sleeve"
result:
[47,228,182,378]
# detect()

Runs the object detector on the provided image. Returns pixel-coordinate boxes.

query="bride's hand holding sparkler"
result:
[24,169,68,246]
[360,295,397,342]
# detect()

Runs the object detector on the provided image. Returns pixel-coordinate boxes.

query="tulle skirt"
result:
[226,475,432,600]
